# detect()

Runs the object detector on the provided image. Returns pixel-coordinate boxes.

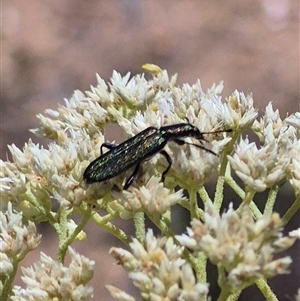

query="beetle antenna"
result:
[201,129,232,135]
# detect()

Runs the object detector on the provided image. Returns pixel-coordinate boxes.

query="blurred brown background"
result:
[1,1,299,300]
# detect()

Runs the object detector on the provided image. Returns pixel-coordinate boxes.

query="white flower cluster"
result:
[0,130,109,211]
[176,203,297,291]
[0,203,41,276]
[11,247,94,301]
[228,103,300,193]
[1,65,235,215]
[111,176,185,215]
[108,229,208,301]
[1,65,299,300]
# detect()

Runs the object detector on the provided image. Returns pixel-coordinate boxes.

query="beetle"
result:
[83,122,232,189]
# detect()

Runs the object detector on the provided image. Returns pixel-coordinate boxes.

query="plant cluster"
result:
[1,65,299,301]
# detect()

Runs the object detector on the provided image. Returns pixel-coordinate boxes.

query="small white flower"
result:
[88,74,111,105]
[109,229,207,300]
[155,92,175,116]
[262,257,292,278]
[289,228,300,239]
[106,285,136,301]
[109,248,139,271]
[68,247,95,283]
[65,219,87,241]
[285,112,300,130]
[288,139,300,195]
[0,252,14,275]
[112,176,184,214]
[12,247,94,301]
[0,203,41,256]
[209,90,258,129]
[228,137,290,192]
[253,102,288,142]
[176,203,296,291]
[109,71,152,110]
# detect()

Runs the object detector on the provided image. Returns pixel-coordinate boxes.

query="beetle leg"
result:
[100,142,116,155]
[124,163,141,189]
[160,150,172,182]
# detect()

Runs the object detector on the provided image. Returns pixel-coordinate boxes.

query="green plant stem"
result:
[197,186,213,219]
[255,278,279,301]
[148,214,174,237]
[236,189,256,215]
[178,199,190,211]
[216,265,231,301]
[215,147,231,211]
[225,292,242,301]
[57,209,92,262]
[98,209,120,223]
[217,288,232,301]
[225,173,262,218]
[91,212,130,246]
[225,174,245,199]
[282,195,300,226]
[162,210,171,228]
[243,188,256,206]
[134,212,145,244]
[248,201,262,219]
[1,256,21,301]
[1,246,32,301]
[23,188,56,225]
[56,208,70,262]
[189,189,198,219]
[195,252,207,283]
[217,266,242,301]
[214,175,225,211]
[264,185,279,214]
[196,252,208,301]
[198,186,212,205]
[220,130,238,176]
[214,127,239,212]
